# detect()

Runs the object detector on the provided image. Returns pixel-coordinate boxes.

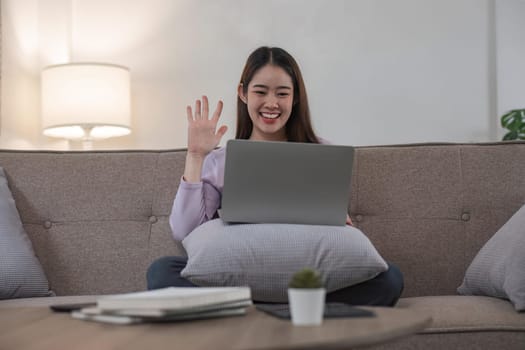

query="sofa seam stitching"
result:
[355,149,360,220]
[147,154,162,252]
[458,147,467,276]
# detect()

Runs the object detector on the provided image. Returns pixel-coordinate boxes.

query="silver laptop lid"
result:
[221,140,354,226]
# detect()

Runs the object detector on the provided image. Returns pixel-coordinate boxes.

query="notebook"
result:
[70,287,252,325]
[96,286,251,311]
[220,139,354,226]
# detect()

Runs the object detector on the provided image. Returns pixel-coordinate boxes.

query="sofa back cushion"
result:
[351,142,525,297]
[0,142,523,297]
[0,151,187,295]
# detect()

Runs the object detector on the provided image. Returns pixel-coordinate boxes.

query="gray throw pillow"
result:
[458,204,525,311]
[181,219,388,302]
[0,167,52,299]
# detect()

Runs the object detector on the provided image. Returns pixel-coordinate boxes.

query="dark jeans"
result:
[146,256,404,307]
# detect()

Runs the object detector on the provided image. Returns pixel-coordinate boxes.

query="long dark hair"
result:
[236,47,319,143]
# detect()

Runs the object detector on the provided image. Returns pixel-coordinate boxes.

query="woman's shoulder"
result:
[316,136,332,145]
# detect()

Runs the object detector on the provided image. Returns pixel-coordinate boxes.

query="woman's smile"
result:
[260,112,280,123]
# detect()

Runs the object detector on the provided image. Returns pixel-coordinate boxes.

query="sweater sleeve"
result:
[169,151,222,241]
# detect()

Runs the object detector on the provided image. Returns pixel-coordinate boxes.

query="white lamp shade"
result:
[41,63,131,140]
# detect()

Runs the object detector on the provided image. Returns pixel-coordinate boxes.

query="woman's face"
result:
[239,64,294,141]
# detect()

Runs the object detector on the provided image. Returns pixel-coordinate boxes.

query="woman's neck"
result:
[249,130,287,142]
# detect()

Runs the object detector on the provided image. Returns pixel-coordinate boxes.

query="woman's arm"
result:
[169,96,227,241]
[169,154,222,241]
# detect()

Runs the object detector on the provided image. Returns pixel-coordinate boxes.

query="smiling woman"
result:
[146,46,404,307]
[238,65,294,141]
[235,47,318,143]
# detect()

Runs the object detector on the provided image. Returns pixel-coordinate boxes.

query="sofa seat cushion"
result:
[398,295,525,333]
[0,295,99,308]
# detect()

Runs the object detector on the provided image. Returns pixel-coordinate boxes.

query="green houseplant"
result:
[289,268,323,289]
[288,268,326,326]
[501,109,525,140]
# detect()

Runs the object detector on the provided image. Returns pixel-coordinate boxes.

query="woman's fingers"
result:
[202,96,209,119]
[212,100,224,121]
[194,99,202,120]
[186,105,193,122]
[188,96,222,123]
[216,125,228,139]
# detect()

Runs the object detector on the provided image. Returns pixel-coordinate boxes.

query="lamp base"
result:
[82,139,93,150]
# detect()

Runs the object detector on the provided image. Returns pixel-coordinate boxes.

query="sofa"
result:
[0,141,524,349]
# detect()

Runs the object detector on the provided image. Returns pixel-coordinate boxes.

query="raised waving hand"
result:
[183,96,228,182]
[186,96,228,158]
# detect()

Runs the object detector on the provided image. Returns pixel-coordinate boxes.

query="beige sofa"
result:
[0,142,524,349]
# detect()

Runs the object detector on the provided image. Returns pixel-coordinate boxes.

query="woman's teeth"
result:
[261,113,279,119]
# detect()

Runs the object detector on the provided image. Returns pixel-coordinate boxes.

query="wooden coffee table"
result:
[0,306,431,349]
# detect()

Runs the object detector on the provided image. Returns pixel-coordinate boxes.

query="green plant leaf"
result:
[289,268,323,289]
[518,127,525,140]
[503,111,523,131]
[501,109,525,140]
[501,110,518,128]
[503,131,518,140]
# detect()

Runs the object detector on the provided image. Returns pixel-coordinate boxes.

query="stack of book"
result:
[72,287,252,325]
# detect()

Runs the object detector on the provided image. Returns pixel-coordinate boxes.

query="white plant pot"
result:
[288,288,326,326]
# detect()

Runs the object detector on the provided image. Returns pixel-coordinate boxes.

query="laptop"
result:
[220,139,354,226]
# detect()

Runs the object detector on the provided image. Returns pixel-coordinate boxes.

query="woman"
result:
[147,46,403,306]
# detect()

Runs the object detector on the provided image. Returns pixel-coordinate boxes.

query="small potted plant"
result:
[501,109,525,140]
[287,268,326,326]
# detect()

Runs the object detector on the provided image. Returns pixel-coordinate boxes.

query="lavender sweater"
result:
[170,147,227,241]
[170,139,328,241]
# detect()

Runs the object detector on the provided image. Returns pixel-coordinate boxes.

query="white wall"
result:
[1,0,524,150]
[496,0,525,140]
[0,0,41,149]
